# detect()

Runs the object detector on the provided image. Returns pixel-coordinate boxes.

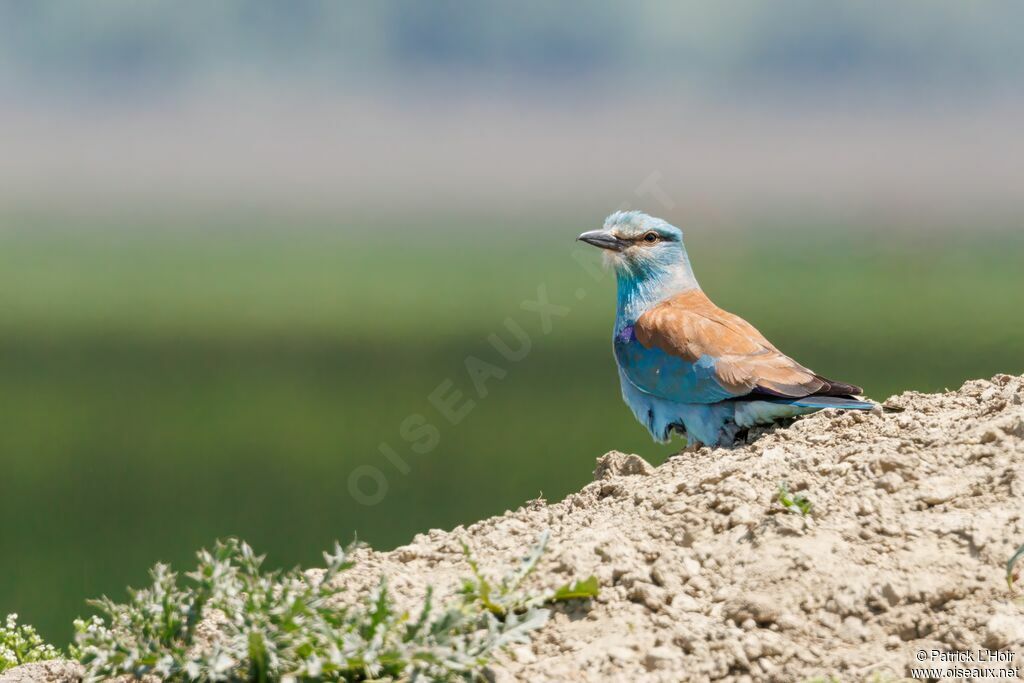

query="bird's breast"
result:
[613,330,734,404]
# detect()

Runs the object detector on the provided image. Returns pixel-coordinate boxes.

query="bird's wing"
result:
[630,290,836,400]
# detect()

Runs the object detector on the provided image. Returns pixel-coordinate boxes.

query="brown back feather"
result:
[634,290,860,399]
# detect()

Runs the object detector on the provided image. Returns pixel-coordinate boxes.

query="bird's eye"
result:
[642,232,659,243]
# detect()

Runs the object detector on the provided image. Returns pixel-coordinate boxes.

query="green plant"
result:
[1008,541,1024,592]
[777,482,813,517]
[72,533,597,682]
[0,613,61,673]
[459,530,598,618]
[803,673,904,683]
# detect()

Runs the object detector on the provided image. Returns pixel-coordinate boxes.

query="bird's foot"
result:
[682,440,704,453]
[666,439,704,459]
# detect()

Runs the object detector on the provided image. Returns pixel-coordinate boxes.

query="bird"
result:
[578,210,874,448]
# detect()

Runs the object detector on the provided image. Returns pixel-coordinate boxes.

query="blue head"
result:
[578,211,698,321]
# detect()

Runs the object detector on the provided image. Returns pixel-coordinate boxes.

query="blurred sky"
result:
[2,1,1024,221]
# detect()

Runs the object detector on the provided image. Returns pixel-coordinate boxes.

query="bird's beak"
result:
[577,230,625,251]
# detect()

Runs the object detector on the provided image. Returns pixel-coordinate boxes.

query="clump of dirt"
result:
[6,375,1024,682]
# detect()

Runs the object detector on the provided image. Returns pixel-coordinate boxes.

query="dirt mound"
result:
[6,375,1024,682]
[347,374,1024,681]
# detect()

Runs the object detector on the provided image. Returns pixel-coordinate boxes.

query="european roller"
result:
[578,211,873,448]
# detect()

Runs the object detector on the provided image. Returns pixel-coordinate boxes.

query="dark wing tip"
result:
[813,375,864,397]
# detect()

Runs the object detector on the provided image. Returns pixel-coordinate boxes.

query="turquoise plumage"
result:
[579,211,873,447]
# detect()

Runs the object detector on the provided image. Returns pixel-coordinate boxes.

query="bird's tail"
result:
[777,395,875,411]
[734,395,875,429]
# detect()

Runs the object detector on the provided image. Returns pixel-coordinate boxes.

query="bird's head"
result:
[577,211,689,283]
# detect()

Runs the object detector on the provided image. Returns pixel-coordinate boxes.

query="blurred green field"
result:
[2,211,1022,642]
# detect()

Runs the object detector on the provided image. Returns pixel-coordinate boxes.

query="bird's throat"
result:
[615,266,699,325]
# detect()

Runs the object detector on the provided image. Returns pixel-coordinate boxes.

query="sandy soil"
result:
[6,374,1024,682]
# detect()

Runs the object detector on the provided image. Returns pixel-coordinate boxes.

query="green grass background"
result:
[2,211,1022,641]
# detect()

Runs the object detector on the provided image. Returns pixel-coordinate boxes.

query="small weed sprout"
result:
[777,482,813,516]
[459,530,599,617]
[1008,541,1024,592]
[0,613,61,673]
[71,533,596,682]
[803,673,899,683]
